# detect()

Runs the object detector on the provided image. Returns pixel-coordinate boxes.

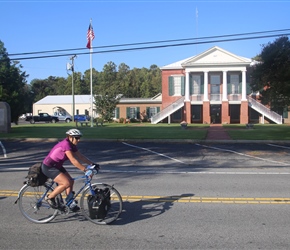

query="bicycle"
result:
[15,165,122,225]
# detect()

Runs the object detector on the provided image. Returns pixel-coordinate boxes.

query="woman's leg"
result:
[48,173,71,199]
[64,172,74,196]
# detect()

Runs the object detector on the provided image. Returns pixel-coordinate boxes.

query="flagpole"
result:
[89,18,93,128]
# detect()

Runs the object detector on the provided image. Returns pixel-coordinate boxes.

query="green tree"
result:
[250,36,290,113]
[94,95,121,121]
[117,63,130,97]
[101,61,118,95]
[30,76,59,102]
[128,68,142,97]
[67,72,84,95]
[30,76,68,100]
[0,40,29,124]
[149,64,162,95]
[94,61,120,121]
[54,77,68,95]
[84,68,99,95]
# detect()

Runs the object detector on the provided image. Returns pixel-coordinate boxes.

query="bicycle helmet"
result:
[66,129,82,137]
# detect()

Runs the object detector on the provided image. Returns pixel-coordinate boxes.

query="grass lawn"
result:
[1,122,209,140]
[224,124,290,140]
[1,122,290,140]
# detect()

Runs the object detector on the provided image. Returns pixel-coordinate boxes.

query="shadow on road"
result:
[114,193,194,225]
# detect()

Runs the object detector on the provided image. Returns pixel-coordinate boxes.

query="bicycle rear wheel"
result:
[80,183,122,225]
[18,184,58,224]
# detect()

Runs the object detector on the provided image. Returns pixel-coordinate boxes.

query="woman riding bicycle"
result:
[41,128,97,211]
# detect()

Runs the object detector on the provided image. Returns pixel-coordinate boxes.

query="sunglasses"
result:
[74,136,81,140]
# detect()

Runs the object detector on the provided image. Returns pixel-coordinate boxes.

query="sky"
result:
[1,0,290,83]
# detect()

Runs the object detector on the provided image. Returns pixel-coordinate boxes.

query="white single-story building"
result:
[33,94,162,121]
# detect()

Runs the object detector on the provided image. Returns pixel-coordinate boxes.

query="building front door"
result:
[210,104,221,124]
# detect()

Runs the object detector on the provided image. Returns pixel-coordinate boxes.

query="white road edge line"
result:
[268,143,290,150]
[195,143,290,166]
[0,141,7,158]
[122,142,187,164]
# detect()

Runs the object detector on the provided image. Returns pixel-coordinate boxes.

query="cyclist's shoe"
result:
[45,195,58,209]
[70,205,80,212]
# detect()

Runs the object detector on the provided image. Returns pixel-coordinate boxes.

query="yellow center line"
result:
[2,190,290,204]
[120,195,290,204]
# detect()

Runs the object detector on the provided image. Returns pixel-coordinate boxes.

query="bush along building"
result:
[151,46,283,125]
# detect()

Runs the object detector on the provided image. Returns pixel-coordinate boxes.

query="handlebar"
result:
[86,164,100,171]
[84,164,100,177]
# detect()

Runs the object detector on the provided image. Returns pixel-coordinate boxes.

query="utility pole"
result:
[69,55,77,121]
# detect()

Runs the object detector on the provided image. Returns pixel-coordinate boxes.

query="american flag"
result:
[86,23,95,49]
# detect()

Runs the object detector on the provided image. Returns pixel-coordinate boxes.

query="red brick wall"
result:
[162,69,185,109]
[222,101,230,124]
[203,101,210,124]
[117,103,162,121]
[240,101,249,124]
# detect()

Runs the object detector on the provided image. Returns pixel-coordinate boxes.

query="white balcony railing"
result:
[210,94,221,101]
[191,94,203,101]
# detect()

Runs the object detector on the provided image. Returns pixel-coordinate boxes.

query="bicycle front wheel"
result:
[18,184,58,224]
[80,183,122,225]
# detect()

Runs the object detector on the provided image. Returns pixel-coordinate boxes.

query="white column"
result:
[242,70,247,100]
[222,71,228,101]
[204,71,209,101]
[185,72,190,101]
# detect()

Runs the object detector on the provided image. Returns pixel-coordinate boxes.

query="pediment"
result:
[181,46,251,66]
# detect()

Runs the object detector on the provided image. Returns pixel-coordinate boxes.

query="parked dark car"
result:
[25,113,59,124]
[74,115,90,122]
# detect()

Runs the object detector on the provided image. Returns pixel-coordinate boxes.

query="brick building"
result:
[151,46,282,125]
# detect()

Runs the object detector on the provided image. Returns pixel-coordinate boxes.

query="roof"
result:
[34,94,162,105]
[34,95,93,105]
[160,56,195,70]
[160,46,252,70]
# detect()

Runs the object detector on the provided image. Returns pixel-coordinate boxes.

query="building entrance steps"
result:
[206,124,232,140]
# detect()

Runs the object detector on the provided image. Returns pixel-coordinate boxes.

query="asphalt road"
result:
[1,140,290,249]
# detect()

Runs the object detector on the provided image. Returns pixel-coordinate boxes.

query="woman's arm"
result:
[74,151,94,165]
[65,150,87,172]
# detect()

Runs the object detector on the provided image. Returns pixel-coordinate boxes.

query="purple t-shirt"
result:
[43,138,78,168]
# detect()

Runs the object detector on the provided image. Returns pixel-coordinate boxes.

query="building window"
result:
[230,74,240,94]
[174,77,181,96]
[113,107,120,119]
[130,107,136,118]
[126,107,140,119]
[146,106,160,119]
[210,74,221,94]
[149,107,157,117]
[192,75,201,94]
[169,76,185,96]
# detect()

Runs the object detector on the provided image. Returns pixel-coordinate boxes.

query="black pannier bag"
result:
[87,188,111,219]
[25,163,48,187]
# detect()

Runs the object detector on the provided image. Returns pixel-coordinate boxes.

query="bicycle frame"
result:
[45,173,98,208]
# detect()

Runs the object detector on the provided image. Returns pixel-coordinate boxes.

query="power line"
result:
[6,30,290,61]
[8,28,290,57]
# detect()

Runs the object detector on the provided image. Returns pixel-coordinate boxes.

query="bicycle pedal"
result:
[58,205,70,215]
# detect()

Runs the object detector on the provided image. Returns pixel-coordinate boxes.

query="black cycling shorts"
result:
[41,163,67,180]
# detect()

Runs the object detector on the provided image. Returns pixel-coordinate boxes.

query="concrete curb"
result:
[1,138,290,144]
